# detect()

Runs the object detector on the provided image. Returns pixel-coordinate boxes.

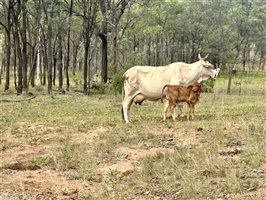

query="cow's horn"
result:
[198,54,202,60]
[204,54,209,60]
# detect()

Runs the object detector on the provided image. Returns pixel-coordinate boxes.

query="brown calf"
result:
[162,83,202,121]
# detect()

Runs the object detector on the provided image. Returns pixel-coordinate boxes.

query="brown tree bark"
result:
[58,33,63,91]
[47,23,53,94]
[65,0,73,91]
[98,0,108,83]
[22,0,28,92]
[12,1,23,94]
[2,0,13,91]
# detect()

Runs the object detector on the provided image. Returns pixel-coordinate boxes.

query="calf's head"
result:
[188,83,202,97]
[192,83,201,92]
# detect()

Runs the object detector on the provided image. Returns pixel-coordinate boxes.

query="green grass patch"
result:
[0,72,265,199]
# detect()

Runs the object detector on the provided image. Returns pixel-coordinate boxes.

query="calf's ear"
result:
[192,85,200,91]
[188,85,193,90]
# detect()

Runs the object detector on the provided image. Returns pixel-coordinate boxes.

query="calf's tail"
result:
[121,106,124,121]
[161,85,168,103]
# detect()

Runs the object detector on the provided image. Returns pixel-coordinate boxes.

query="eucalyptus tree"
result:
[0,0,14,91]
[98,0,108,83]
[64,0,73,91]
[76,0,98,95]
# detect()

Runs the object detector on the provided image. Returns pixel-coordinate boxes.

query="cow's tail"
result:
[121,74,126,121]
[161,85,168,103]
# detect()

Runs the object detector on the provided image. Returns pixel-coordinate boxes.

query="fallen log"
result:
[0,95,36,102]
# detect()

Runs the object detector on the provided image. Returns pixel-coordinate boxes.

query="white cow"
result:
[121,54,220,123]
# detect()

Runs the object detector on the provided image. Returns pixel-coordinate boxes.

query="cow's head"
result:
[198,54,214,69]
[196,54,219,82]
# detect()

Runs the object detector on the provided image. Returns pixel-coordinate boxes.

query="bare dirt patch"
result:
[0,169,94,199]
[98,147,175,175]
[234,188,266,200]
[0,127,110,199]
[1,145,52,165]
[69,126,109,144]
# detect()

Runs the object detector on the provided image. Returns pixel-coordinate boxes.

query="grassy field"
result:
[0,72,265,200]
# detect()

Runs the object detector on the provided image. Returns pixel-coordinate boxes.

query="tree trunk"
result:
[4,0,12,91]
[99,0,108,83]
[99,31,108,83]
[53,50,57,86]
[170,34,176,63]
[156,34,160,66]
[251,48,258,70]
[41,40,47,85]
[13,33,17,90]
[83,42,89,95]
[242,36,249,72]
[30,48,37,88]
[58,33,63,91]
[65,0,73,91]
[47,23,53,94]
[227,65,233,95]
[22,0,28,92]
[5,30,11,91]
[259,48,265,70]
[72,44,79,76]
[147,37,151,66]
[0,60,2,85]
[13,1,23,94]
[113,24,118,73]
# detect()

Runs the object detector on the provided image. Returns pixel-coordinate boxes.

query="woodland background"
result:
[0,0,265,95]
[0,1,266,199]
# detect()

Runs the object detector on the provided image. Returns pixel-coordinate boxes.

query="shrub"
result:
[112,64,131,94]
[201,78,215,93]
[91,82,108,94]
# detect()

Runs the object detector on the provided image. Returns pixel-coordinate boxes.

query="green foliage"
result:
[201,78,215,93]
[91,82,109,94]
[72,74,83,86]
[34,85,44,92]
[111,64,131,94]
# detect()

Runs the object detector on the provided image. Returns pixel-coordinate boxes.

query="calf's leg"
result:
[191,104,195,120]
[170,105,176,121]
[162,99,169,121]
[187,103,191,120]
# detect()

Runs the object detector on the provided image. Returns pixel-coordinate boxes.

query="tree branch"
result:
[0,21,8,33]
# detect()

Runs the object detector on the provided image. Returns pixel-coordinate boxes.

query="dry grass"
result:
[0,72,265,199]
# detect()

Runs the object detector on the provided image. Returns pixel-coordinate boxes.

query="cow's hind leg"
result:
[122,96,134,123]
